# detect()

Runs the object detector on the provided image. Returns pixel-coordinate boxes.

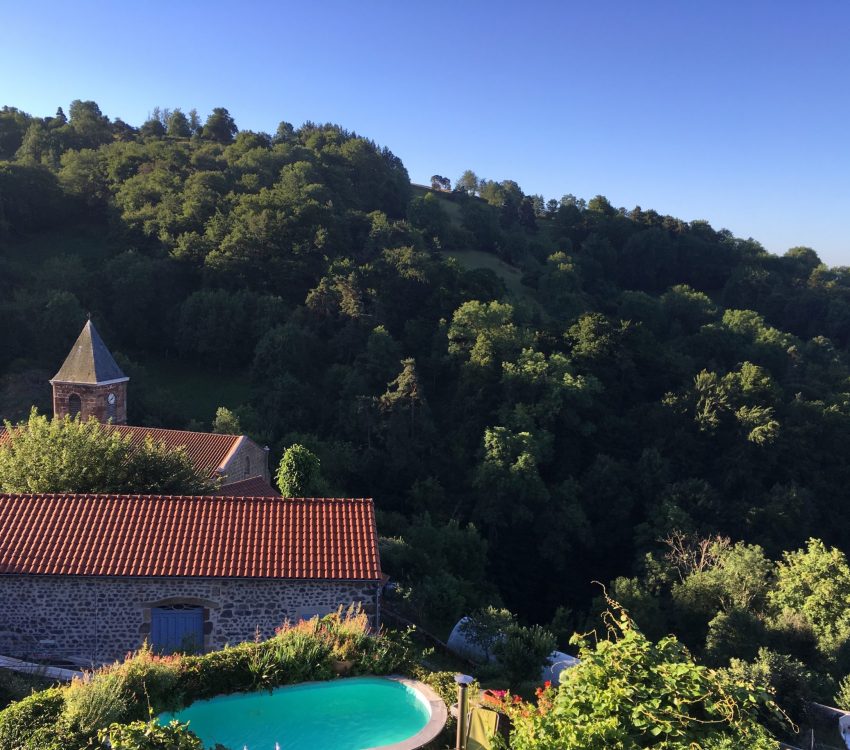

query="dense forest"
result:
[4,100,850,725]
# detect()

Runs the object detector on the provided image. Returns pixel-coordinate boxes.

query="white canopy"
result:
[541,650,580,685]
[447,617,580,684]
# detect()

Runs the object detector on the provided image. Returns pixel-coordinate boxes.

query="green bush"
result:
[504,609,783,750]
[63,670,129,736]
[410,667,465,707]
[357,625,416,675]
[99,719,202,749]
[0,687,65,750]
[114,646,183,719]
[494,624,556,689]
[726,647,833,734]
[176,643,255,701]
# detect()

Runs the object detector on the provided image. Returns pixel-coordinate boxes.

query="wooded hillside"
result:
[3,102,850,682]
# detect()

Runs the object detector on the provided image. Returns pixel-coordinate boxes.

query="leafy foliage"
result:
[98,720,201,750]
[0,410,215,493]
[0,688,65,750]
[505,608,782,749]
[494,623,557,689]
[275,443,325,496]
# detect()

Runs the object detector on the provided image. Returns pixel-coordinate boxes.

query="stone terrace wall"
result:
[0,575,379,665]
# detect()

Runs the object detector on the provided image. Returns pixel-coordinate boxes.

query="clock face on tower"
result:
[107,392,116,405]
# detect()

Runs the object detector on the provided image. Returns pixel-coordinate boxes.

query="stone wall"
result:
[220,438,271,483]
[52,381,128,424]
[0,575,380,665]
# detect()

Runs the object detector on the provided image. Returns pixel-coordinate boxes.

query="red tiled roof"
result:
[215,476,279,497]
[0,494,381,580]
[108,426,244,476]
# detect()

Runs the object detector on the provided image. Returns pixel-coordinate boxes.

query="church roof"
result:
[108,426,247,478]
[51,320,128,385]
[0,494,382,580]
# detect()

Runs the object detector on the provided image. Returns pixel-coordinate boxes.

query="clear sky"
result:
[2,1,849,264]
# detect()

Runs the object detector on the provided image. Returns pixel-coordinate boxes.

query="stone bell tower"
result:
[50,319,129,424]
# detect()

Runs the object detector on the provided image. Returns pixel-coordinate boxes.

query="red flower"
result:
[513,695,523,704]
[544,680,551,689]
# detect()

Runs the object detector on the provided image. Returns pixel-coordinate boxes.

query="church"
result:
[47,319,275,493]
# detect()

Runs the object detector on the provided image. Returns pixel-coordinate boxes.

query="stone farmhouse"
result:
[0,320,385,665]
[0,493,382,664]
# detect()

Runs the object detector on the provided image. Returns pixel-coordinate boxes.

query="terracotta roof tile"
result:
[107,426,243,476]
[0,495,381,581]
[215,476,279,497]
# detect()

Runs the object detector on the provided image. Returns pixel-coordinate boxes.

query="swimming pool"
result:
[160,676,447,750]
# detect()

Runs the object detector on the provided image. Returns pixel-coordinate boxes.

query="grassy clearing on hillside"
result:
[410,184,464,225]
[143,357,252,427]
[444,248,535,302]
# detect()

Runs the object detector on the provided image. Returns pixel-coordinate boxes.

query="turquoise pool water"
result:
[160,677,431,750]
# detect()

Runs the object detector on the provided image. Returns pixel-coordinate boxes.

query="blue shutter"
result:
[151,606,204,654]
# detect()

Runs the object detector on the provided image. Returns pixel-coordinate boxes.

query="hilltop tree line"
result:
[3,100,850,722]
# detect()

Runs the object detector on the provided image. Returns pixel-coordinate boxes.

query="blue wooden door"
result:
[151,606,204,654]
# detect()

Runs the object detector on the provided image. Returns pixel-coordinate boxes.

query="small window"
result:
[68,394,81,418]
[244,456,251,475]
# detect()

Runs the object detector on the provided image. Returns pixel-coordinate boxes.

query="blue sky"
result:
[2,1,849,264]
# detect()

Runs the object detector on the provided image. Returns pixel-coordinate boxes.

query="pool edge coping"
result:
[368,675,448,750]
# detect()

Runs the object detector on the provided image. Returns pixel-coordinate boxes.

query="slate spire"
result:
[51,320,128,384]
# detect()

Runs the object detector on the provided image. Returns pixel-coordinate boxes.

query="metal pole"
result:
[455,674,474,750]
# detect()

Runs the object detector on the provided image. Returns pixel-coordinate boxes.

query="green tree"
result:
[166,109,191,138]
[458,606,516,662]
[275,443,325,496]
[0,410,213,494]
[768,539,850,654]
[212,407,242,434]
[202,107,237,143]
[125,437,217,494]
[448,300,529,368]
[67,99,112,148]
[456,169,479,196]
[139,117,166,138]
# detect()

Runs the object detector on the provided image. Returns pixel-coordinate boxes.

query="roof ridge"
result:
[113,425,242,439]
